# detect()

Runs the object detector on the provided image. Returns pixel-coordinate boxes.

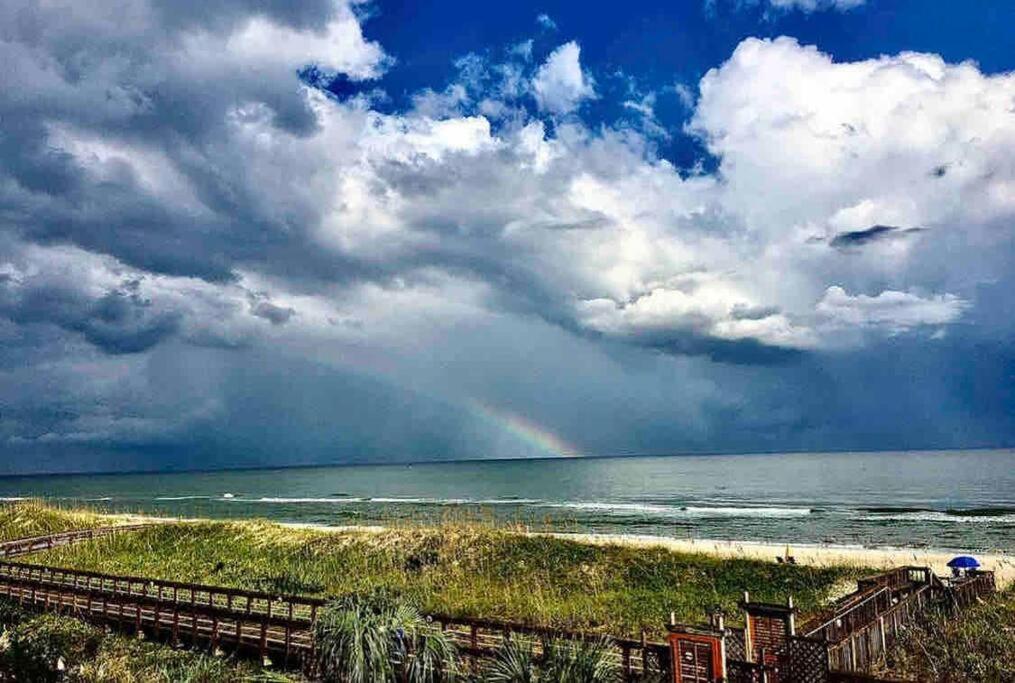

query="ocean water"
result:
[2,450,1013,552]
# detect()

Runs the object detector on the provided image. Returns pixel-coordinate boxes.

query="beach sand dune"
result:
[150,515,1015,589]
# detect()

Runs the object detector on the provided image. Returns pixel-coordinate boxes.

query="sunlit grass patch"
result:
[0,500,115,542]
[29,517,869,638]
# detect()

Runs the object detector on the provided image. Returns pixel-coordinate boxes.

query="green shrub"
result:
[0,613,101,682]
[0,598,29,629]
[484,636,619,683]
[74,635,287,682]
[484,637,538,683]
[0,607,296,682]
[542,637,618,683]
[315,592,458,683]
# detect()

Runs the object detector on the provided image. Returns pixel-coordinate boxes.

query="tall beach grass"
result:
[28,516,868,638]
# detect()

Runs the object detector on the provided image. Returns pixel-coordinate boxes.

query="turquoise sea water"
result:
[2,450,1013,552]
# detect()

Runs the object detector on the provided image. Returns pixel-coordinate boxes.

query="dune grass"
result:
[0,500,115,542]
[882,588,1015,681]
[28,518,867,638]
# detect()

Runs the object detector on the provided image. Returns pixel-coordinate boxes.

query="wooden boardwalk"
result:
[0,558,322,671]
[0,524,996,681]
[0,525,668,679]
[0,524,153,558]
[799,566,996,677]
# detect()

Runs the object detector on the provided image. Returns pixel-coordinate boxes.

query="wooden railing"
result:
[946,570,995,610]
[0,524,153,558]
[0,562,669,679]
[0,561,325,622]
[0,539,667,679]
[826,584,931,673]
[814,566,997,676]
[0,567,317,671]
[800,566,936,644]
[427,612,669,680]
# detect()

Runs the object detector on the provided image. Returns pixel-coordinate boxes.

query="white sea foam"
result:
[540,501,676,514]
[154,495,212,501]
[247,497,366,504]
[204,495,811,517]
[473,498,543,505]
[681,506,812,518]
[868,511,1015,524]
[217,496,524,505]
[368,497,541,505]
[369,497,468,504]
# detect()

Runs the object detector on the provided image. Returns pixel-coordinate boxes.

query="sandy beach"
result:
[549,532,1015,588]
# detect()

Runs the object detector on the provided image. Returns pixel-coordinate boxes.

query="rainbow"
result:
[312,354,581,458]
[468,400,580,458]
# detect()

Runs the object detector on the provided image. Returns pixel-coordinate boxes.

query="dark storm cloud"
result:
[829,225,925,249]
[0,273,181,354]
[0,0,383,290]
[639,331,805,365]
[730,303,782,321]
[250,301,296,326]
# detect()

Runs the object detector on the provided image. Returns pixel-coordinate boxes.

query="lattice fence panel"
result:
[727,659,765,683]
[785,636,829,683]
[726,628,747,661]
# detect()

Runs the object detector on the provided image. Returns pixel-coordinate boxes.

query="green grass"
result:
[883,588,1015,682]
[27,519,868,639]
[0,500,115,542]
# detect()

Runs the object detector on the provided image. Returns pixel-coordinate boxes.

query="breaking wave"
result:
[866,509,1015,524]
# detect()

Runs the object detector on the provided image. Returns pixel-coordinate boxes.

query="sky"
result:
[1,0,1014,474]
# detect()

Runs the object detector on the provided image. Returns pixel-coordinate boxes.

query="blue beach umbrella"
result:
[947,555,980,570]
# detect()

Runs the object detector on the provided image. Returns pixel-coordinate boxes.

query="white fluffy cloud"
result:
[213,6,388,80]
[694,38,1015,238]
[531,42,596,114]
[7,23,1011,363]
[817,286,968,335]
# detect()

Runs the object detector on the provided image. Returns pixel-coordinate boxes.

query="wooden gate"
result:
[669,628,725,683]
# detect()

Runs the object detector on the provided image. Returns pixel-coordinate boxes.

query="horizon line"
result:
[0,444,1012,481]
